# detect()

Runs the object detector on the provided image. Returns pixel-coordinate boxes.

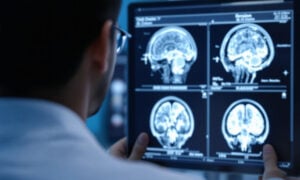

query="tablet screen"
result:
[128,0,299,175]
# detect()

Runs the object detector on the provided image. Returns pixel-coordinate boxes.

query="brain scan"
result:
[141,26,198,84]
[150,96,194,149]
[220,23,275,83]
[221,99,269,152]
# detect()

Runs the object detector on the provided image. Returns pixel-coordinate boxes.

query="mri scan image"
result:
[141,26,198,84]
[150,96,194,149]
[221,99,269,152]
[220,23,275,83]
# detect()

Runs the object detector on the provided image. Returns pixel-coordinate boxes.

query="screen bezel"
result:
[127,0,299,175]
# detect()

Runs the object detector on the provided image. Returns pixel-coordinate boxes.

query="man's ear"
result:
[87,20,113,74]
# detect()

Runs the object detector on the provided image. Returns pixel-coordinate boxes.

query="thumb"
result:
[129,133,149,160]
[262,144,286,179]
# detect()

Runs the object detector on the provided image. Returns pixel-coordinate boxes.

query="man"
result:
[0,0,292,179]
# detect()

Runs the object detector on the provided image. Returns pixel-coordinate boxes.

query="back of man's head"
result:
[0,0,121,95]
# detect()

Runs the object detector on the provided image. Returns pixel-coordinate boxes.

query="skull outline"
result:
[221,99,270,152]
[141,26,198,84]
[220,23,275,83]
[150,96,194,149]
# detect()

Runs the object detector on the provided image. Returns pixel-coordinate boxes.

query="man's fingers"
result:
[263,144,278,171]
[108,137,127,158]
[108,133,149,160]
[129,133,149,160]
[263,144,287,179]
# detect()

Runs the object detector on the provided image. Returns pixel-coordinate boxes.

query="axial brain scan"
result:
[221,99,270,152]
[150,96,194,149]
[141,26,198,84]
[220,23,275,83]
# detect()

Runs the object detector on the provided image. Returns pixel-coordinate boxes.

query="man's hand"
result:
[261,144,287,180]
[108,132,149,160]
[261,144,299,180]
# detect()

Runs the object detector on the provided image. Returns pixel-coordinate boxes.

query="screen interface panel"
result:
[128,0,295,173]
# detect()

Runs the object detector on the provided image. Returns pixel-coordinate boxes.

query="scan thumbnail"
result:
[219,23,275,83]
[141,26,198,84]
[221,99,269,153]
[150,96,195,149]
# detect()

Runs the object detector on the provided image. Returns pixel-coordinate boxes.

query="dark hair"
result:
[0,0,121,93]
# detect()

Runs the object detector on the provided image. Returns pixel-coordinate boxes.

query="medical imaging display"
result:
[141,26,198,84]
[128,0,296,174]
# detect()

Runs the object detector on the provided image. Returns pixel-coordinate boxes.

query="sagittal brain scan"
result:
[150,96,194,149]
[222,99,270,152]
[141,26,198,84]
[220,23,275,83]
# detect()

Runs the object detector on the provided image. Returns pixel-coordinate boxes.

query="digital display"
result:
[128,0,299,175]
